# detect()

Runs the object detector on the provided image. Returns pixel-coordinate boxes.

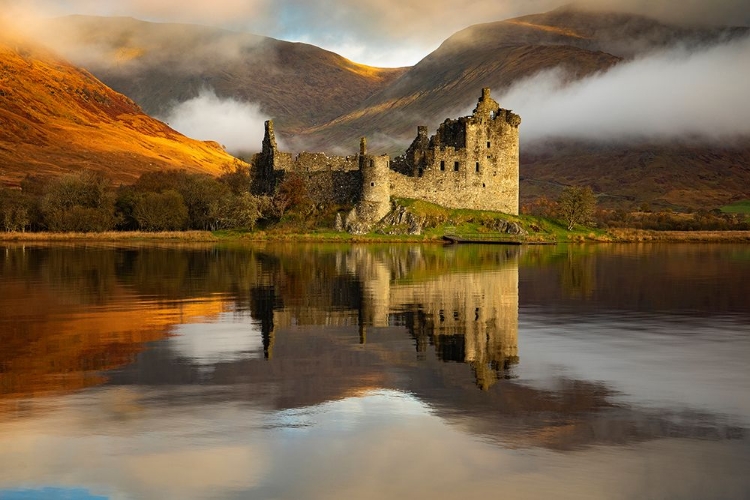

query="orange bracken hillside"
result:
[0,28,242,187]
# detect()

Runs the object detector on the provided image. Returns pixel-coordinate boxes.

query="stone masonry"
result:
[252,88,521,220]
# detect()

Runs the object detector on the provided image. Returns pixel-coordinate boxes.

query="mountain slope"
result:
[296,43,619,152]
[0,29,241,186]
[297,6,748,152]
[521,140,750,210]
[37,16,407,132]
[294,7,750,210]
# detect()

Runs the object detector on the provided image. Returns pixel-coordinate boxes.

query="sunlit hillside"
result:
[36,16,408,131]
[0,28,242,187]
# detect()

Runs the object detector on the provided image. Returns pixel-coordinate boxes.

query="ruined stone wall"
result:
[254,88,519,217]
[388,88,520,215]
[293,152,359,172]
[301,170,362,205]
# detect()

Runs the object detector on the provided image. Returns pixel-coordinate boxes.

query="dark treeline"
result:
[523,195,750,231]
[0,164,329,233]
[597,209,750,231]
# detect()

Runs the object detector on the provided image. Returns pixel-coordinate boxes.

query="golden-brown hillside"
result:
[37,16,408,132]
[0,28,242,187]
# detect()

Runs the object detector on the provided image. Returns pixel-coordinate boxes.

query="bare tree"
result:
[557,186,596,231]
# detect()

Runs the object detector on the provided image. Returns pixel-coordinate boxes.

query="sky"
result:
[3,0,750,67]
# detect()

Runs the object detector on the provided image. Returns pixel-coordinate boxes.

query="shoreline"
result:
[1,229,750,244]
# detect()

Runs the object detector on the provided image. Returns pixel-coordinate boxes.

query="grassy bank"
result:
[3,228,750,244]
[2,199,749,244]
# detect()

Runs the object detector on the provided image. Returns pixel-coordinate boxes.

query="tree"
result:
[272,172,313,219]
[132,190,188,231]
[177,174,230,230]
[219,160,252,195]
[40,171,117,232]
[213,192,262,230]
[0,187,30,232]
[557,186,596,231]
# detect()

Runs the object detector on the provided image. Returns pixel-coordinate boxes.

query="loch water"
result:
[0,242,749,499]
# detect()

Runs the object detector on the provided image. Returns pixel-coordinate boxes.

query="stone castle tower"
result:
[252,88,520,223]
[388,87,521,215]
[357,137,392,223]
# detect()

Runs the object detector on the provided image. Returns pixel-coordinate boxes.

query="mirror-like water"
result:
[0,243,748,499]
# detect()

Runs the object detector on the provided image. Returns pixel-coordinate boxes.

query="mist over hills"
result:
[5,6,750,209]
[35,16,407,133]
[0,28,243,186]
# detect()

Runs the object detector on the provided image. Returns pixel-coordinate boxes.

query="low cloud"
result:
[498,35,750,143]
[4,0,748,67]
[161,89,270,154]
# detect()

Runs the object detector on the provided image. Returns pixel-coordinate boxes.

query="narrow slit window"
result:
[454,161,460,171]
[487,141,491,148]
[475,162,480,172]
[418,168,423,177]
[440,160,445,171]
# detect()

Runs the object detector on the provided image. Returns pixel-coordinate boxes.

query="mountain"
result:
[0,28,241,187]
[36,16,407,132]
[521,140,750,210]
[295,6,750,209]
[19,8,750,210]
[298,6,748,152]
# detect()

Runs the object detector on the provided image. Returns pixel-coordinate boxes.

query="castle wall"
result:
[302,170,362,205]
[253,88,519,218]
[388,88,520,215]
[294,152,359,172]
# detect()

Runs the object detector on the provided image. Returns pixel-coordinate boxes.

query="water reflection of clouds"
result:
[518,312,750,424]
[1,388,748,500]
[169,312,265,366]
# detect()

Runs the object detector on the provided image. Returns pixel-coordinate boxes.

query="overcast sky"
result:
[3,0,750,66]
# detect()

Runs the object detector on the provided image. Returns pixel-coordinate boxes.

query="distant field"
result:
[721,200,750,214]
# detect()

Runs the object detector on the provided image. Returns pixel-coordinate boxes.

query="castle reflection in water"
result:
[252,245,519,390]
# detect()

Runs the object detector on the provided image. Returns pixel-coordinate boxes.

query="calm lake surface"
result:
[0,242,749,499]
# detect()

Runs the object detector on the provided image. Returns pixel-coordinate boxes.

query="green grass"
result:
[720,200,750,214]
[393,197,606,243]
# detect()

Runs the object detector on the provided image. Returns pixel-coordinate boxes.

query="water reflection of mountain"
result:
[520,244,750,317]
[1,243,745,450]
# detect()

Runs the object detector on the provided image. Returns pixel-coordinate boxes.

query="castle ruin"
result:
[252,88,521,224]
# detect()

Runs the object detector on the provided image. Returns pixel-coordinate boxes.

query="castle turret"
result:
[358,153,391,222]
[251,120,279,194]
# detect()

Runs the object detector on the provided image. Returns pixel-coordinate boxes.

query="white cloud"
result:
[161,89,270,153]
[498,35,750,143]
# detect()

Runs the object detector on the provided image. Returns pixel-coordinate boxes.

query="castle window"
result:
[454,161,460,171]
[418,168,423,177]
[370,182,375,187]
[482,183,486,188]
[487,141,491,148]
[475,162,480,172]
[440,161,445,171]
